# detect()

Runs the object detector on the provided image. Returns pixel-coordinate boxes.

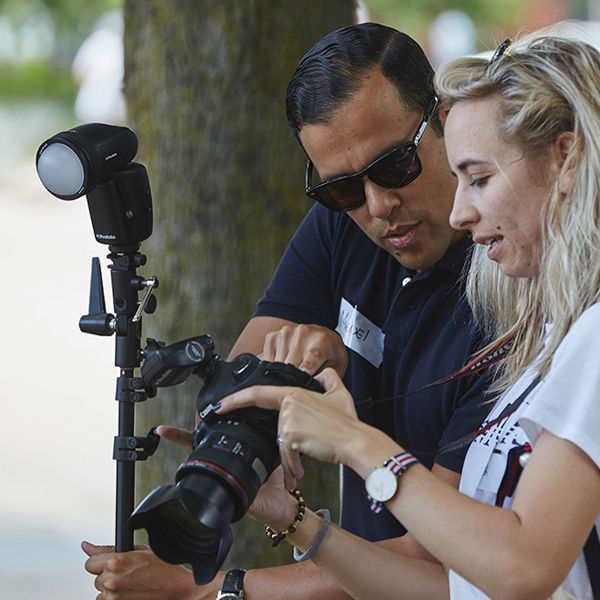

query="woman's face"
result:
[446,96,559,278]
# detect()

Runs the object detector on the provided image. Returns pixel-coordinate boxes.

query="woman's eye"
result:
[470,176,489,188]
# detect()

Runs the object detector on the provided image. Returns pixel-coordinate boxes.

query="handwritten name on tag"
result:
[336,298,385,368]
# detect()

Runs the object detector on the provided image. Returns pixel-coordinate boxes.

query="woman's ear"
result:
[553,131,578,195]
[439,103,451,127]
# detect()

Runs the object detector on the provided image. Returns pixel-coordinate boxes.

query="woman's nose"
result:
[449,187,478,231]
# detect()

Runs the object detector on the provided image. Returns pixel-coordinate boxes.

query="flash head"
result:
[35,123,152,247]
[36,123,138,200]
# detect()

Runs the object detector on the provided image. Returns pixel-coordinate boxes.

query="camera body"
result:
[187,352,323,518]
[131,337,323,584]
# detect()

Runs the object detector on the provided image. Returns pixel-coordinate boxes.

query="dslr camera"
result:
[130,334,323,584]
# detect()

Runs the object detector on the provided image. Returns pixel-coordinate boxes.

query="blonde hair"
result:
[434,32,600,391]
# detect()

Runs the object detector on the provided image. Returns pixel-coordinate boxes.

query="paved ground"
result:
[0,100,124,598]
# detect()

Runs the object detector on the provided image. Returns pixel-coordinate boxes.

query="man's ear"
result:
[553,131,578,195]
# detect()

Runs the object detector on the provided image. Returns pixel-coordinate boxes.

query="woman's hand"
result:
[216,368,364,488]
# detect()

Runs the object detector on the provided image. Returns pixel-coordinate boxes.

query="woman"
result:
[218,35,600,599]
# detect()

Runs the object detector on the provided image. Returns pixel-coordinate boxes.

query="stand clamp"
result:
[116,374,148,403]
[113,428,160,462]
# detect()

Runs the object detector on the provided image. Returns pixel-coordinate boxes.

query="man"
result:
[83,23,490,599]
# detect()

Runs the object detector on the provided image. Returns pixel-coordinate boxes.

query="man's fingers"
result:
[282,459,297,492]
[294,346,328,375]
[278,440,304,490]
[84,554,103,575]
[155,425,194,450]
[288,448,305,481]
[262,329,283,362]
[315,367,345,393]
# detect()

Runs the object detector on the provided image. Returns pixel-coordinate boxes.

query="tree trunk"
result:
[123,0,354,569]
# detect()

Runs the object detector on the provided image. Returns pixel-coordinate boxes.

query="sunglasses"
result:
[484,38,513,77]
[304,96,439,212]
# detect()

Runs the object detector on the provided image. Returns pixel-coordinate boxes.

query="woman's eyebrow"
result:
[456,158,490,171]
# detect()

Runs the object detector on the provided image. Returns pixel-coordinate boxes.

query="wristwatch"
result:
[365,452,419,513]
[216,569,246,599]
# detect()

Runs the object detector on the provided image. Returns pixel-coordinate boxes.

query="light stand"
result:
[36,123,157,551]
[81,245,159,551]
[36,125,327,580]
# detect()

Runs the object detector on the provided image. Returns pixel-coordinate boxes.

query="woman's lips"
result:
[487,237,503,261]
[474,234,504,261]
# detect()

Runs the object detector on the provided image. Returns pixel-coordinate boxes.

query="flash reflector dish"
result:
[37,143,85,199]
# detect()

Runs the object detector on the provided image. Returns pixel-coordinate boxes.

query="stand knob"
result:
[79,313,116,335]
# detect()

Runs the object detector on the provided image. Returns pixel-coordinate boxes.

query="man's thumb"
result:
[81,540,115,556]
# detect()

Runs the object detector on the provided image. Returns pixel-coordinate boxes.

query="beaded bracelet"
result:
[264,488,306,547]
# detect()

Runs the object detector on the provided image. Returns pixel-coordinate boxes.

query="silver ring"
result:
[277,436,285,445]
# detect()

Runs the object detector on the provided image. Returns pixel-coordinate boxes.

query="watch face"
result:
[365,466,397,502]
[218,568,245,599]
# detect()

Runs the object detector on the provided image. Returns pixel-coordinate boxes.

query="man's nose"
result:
[363,179,402,219]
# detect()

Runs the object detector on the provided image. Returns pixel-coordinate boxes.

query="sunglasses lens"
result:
[370,146,421,188]
[306,145,423,212]
[311,177,365,212]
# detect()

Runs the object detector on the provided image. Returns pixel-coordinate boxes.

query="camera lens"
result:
[157,501,220,547]
[130,474,235,584]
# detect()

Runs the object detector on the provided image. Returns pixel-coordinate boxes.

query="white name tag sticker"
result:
[336,298,385,368]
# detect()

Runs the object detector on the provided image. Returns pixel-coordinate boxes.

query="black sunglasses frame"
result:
[484,38,513,77]
[305,96,439,212]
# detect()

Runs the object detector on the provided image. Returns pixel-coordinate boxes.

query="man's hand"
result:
[261,323,348,376]
[247,465,298,529]
[155,424,194,449]
[82,541,220,600]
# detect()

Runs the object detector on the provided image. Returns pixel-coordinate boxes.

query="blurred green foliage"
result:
[0,62,75,100]
[365,0,595,49]
[364,0,527,48]
[364,0,597,50]
[0,0,122,38]
[0,0,122,99]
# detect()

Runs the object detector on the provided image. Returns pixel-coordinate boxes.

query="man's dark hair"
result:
[286,22,441,139]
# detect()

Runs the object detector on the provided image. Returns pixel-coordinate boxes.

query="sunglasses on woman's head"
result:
[305,97,439,212]
[484,38,513,77]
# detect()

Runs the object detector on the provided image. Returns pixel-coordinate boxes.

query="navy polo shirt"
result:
[255,203,490,541]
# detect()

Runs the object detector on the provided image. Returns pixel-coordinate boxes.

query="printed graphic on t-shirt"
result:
[336,297,385,368]
[469,395,531,506]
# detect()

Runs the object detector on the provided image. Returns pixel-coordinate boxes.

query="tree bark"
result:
[123,0,354,569]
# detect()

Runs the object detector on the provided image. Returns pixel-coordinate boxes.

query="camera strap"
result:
[438,374,541,455]
[355,335,515,409]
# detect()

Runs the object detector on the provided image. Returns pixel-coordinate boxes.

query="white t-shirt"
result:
[449,303,600,599]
